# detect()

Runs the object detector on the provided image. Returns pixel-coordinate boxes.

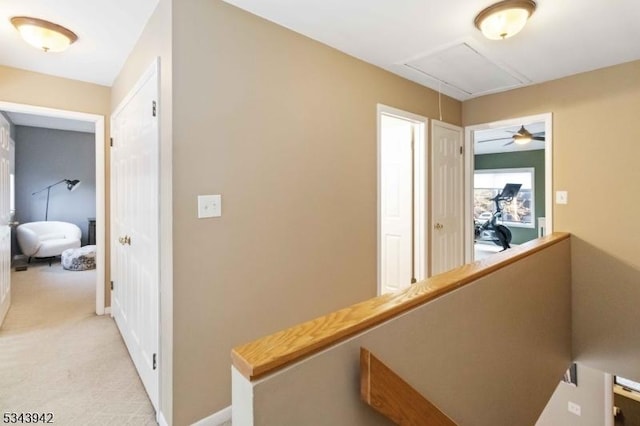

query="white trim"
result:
[463,112,553,263]
[94,118,106,315]
[111,59,160,118]
[0,101,106,315]
[376,104,428,295]
[104,306,111,315]
[158,411,169,426]
[192,406,232,426]
[605,373,614,426]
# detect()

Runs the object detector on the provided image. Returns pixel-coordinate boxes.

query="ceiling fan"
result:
[478,125,545,146]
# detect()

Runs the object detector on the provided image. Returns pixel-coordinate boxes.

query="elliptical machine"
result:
[474,183,522,251]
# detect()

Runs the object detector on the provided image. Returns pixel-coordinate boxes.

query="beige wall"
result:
[0,66,110,114]
[463,59,640,380]
[111,0,173,423]
[536,364,608,426]
[0,65,111,303]
[464,60,640,424]
[171,1,460,423]
[234,239,572,425]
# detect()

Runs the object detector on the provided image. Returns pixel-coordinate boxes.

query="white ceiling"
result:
[0,0,638,112]
[222,0,640,100]
[0,0,159,86]
[6,111,94,133]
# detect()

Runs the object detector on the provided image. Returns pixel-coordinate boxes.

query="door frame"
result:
[0,101,106,314]
[605,373,614,426]
[463,112,553,263]
[377,104,427,295]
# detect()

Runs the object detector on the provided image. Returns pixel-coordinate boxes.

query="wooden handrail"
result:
[232,232,570,380]
[361,347,457,425]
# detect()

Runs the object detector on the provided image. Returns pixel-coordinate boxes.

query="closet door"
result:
[431,120,464,275]
[111,59,160,410]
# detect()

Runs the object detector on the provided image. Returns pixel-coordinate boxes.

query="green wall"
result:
[475,149,545,244]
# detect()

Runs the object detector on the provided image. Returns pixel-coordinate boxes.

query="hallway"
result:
[0,261,156,425]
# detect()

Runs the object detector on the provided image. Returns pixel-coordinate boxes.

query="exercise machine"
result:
[474,183,522,251]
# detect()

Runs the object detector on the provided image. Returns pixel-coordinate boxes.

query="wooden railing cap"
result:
[232,232,570,381]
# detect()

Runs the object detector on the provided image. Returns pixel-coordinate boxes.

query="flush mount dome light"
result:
[10,16,78,52]
[474,0,536,40]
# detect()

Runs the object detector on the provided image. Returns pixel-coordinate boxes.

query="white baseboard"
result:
[158,411,169,426]
[104,306,112,315]
[192,406,232,426]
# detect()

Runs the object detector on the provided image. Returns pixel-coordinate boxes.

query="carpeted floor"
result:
[0,260,157,425]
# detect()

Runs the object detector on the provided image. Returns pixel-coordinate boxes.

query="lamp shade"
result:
[474,0,536,40]
[66,179,81,191]
[11,17,78,52]
[31,178,82,221]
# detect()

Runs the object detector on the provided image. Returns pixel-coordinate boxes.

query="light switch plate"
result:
[568,401,581,416]
[556,190,568,205]
[198,194,222,218]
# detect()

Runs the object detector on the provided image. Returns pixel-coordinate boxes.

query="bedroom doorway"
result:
[0,101,106,314]
[464,113,553,263]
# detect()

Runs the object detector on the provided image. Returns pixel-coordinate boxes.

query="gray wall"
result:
[15,126,96,247]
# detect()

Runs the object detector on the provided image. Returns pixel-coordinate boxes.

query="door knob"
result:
[434,223,444,230]
[119,235,132,245]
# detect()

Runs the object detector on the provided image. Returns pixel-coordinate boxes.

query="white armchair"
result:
[17,221,82,261]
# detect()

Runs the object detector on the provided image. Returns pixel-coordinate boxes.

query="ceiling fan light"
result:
[513,125,533,144]
[513,136,532,145]
[474,0,536,40]
[11,17,78,52]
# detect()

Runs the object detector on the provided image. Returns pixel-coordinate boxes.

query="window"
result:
[615,376,640,393]
[474,168,534,228]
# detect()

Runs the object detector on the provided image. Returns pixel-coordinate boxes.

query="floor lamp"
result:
[32,179,81,221]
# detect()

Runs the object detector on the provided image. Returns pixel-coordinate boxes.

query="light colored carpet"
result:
[0,260,157,425]
[474,242,520,260]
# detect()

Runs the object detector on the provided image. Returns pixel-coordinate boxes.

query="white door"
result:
[111,61,159,410]
[0,115,10,326]
[431,120,464,276]
[380,114,414,294]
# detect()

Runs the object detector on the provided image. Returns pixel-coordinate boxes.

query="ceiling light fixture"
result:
[10,16,78,52]
[474,0,536,40]
[513,125,533,144]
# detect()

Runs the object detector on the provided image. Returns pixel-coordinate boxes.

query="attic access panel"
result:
[405,43,528,96]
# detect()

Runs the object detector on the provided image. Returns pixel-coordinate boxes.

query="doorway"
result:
[0,101,106,314]
[377,105,427,295]
[464,113,553,262]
